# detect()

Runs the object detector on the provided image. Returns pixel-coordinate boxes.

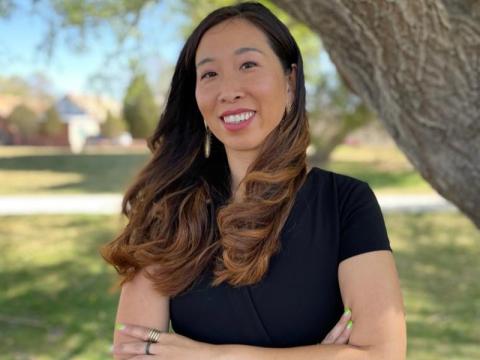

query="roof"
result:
[57,93,122,123]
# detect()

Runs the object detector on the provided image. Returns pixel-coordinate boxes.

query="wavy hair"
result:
[100,1,310,297]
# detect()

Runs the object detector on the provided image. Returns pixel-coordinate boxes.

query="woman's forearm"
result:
[217,342,396,360]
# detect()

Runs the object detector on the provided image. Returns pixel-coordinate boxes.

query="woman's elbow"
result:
[376,348,406,360]
[370,337,407,360]
[351,325,406,360]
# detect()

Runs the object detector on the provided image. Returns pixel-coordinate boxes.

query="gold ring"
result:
[147,328,162,343]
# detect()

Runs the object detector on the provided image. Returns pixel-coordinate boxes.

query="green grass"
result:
[0,147,149,194]
[0,215,123,360]
[326,144,435,194]
[1,213,479,359]
[0,145,434,195]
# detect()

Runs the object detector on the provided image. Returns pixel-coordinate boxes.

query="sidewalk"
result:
[0,193,458,216]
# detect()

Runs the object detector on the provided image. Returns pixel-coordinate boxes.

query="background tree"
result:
[307,75,375,164]
[123,72,158,139]
[270,0,480,228]
[6,104,39,139]
[0,0,15,18]
[0,73,54,101]
[39,105,64,137]
[101,110,127,138]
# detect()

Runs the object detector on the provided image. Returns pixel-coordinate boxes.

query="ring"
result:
[147,328,162,343]
[145,341,153,355]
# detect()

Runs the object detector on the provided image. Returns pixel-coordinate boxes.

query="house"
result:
[55,94,121,153]
[0,92,123,151]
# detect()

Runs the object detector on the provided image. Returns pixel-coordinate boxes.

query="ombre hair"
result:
[100,1,310,297]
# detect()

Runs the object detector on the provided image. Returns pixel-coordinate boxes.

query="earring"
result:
[286,99,292,115]
[286,88,292,113]
[204,120,211,158]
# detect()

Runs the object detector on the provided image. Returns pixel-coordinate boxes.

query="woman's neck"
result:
[226,148,258,201]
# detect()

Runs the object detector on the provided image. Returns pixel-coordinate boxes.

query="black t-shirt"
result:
[170,167,392,347]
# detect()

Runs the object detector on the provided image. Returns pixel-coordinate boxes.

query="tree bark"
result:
[273,0,480,228]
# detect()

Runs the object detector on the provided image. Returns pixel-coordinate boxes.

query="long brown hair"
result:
[100,1,310,297]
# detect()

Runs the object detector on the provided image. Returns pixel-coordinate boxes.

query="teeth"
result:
[223,111,255,123]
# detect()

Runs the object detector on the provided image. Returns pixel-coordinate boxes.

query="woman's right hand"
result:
[320,307,353,344]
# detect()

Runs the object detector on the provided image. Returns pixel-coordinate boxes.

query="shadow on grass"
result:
[325,161,426,190]
[1,153,428,195]
[386,213,480,358]
[0,153,149,193]
[1,263,117,359]
[0,215,121,359]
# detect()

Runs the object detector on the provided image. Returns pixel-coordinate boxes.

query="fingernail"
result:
[343,307,351,316]
[115,323,125,331]
[347,320,353,329]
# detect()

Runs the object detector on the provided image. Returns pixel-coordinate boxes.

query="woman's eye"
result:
[200,62,257,80]
[201,71,216,80]
[241,61,257,70]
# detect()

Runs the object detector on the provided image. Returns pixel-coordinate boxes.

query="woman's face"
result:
[194,18,296,157]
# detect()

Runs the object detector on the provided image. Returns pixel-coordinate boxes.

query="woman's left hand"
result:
[111,323,222,360]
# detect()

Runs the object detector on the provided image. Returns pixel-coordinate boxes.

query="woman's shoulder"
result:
[308,166,370,193]
[307,166,378,215]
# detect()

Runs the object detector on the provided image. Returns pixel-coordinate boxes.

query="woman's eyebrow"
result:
[196,47,265,69]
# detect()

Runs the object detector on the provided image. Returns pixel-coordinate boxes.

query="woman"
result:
[102,2,406,359]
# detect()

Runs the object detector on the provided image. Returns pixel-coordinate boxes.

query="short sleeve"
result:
[338,180,392,264]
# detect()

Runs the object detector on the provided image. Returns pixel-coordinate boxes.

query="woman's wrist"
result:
[213,344,241,360]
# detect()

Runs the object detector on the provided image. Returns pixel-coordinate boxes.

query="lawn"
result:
[0,146,149,195]
[0,144,434,195]
[1,213,479,359]
[326,144,435,194]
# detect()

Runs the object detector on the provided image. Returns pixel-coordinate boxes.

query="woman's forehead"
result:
[195,18,271,61]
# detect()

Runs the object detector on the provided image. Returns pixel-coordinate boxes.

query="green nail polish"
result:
[115,323,125,331]
[347,320,353,329]
[343,307,351,316]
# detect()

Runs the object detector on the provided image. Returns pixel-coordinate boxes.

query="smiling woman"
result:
[194,18,296,175]
[100,2,406,360]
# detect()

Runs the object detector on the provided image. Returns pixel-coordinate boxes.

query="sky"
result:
[0,1,336,103]
[0,0,187,101]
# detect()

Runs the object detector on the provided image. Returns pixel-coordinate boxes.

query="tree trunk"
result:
[273,0,480,228]
[308,102,375,166]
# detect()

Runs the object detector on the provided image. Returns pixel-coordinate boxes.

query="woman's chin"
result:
[224,142,262,154]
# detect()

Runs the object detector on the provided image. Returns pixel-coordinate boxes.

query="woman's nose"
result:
[218,77,245,103]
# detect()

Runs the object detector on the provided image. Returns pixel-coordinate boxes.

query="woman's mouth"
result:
[221,111,256,131]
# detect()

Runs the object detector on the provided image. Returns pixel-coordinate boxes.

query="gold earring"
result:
[286,98,292,114]
[204,120,211,158]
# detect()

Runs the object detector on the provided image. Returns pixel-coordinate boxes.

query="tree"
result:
[307,75,375,164]
[270,0,480,228]
[6,104,39,138]
[101,110,127,138]
[0,73,54,101]
[0,0,15,18]
[123,73,158,139]
[40,105,64,137]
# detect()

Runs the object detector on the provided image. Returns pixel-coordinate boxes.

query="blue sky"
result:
[0,0,187,100]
